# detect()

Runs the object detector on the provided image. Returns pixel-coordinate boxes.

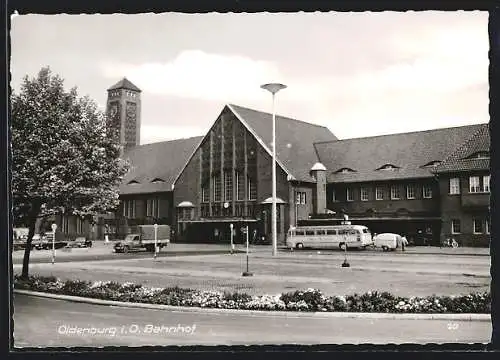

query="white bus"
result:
[286,225,373,250]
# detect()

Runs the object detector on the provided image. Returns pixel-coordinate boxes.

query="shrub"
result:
[281,288,326,311]
[13,275,491,314]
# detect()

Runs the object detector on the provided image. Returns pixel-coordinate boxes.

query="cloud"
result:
[140,124,207,144]
[101,50,288,103]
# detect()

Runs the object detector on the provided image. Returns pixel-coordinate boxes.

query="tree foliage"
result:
[11,67,129,277]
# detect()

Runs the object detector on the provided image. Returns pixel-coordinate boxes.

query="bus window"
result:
[326,229,336,235]
[296,230,305,236]
[348,229,358,235]
[338,229,347,235]
[362,228,370,233]
[305,230,315,236]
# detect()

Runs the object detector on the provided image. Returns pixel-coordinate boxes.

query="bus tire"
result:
[296,243,304,250]
[381,246,388,252]
[339,243,347,250]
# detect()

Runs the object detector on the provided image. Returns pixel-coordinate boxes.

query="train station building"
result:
[46,78,491,247]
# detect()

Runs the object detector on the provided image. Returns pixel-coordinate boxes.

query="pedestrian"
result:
[401,234,408,251]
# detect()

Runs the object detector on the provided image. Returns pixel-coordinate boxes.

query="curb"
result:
[14,289,491,322]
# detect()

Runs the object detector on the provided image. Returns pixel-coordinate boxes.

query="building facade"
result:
[172,104,334,245]
[37,79,490,248]
[434,125,490,247]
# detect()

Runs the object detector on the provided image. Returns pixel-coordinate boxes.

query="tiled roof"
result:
[228,104,338,182]
[120,136,203,195]
[434,124,490,173]
[314,123,486,184]
[108,77,141,92]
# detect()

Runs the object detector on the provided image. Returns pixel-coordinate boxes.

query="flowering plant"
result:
[14,274,491,314]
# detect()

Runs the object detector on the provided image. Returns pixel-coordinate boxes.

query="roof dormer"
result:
[127,180,140,185]
[335,167,356,174]
[422,160,442,168]
[376,164,400,171]
[151,178,165,184]
[464,151,489,160]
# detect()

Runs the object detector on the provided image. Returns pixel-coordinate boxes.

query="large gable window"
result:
[212,174,221,202]
[224,171,233,201]
[236,171,244,201]
[201,182,210,203]
[247,176,256,201]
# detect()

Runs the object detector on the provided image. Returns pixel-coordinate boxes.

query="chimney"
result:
[310,162,327,215]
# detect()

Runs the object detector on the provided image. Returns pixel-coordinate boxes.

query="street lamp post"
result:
[51,223,57,265]
[260,83,287,257]
[230,223,234,254]
[154,223,158,260]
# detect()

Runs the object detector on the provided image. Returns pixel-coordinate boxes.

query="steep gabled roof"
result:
[228,104,338,182]
[120,136,203,195]
[314,123,485,183]
[434,123,490,174]
[108,77,142,92]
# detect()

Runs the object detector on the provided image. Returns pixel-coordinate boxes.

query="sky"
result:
[10,11,489,145]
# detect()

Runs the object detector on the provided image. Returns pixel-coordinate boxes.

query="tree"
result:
[11,67,129,278]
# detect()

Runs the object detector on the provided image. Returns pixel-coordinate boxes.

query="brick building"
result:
[434,125,490,247]
[39,78,490,247]
[171,104,336,244]
[313,124,489,246]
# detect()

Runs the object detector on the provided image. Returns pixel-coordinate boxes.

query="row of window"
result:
[295,191,307,205]
[60,216,84,234]
[450,176,490,195]
[202,172,256,202]
[122,199,166,219]
[333,184,433,202]
[451,218,490,235]
[109,90,138,98]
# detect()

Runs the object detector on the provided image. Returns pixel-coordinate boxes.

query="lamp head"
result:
[261,83,287,95]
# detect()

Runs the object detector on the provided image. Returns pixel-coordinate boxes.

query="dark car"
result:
[73,237,93,248]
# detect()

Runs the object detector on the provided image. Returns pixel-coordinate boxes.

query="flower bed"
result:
[14,275,491,314]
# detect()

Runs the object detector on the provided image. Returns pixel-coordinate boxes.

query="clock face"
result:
[110,104,118,116]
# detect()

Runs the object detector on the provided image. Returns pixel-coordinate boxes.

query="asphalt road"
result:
[12,294,491,347]
[14,249,490,297]
[11,249,241,264]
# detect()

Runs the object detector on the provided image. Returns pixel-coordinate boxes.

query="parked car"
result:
[70,237,93,248]
[32,234,47,250]
[373,233,402,251]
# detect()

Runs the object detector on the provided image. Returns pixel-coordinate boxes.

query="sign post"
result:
[154,223,158,260]
[341,214,350,268]
[230,223,234,254]
[242,225,253,276]
[51,223,57,265]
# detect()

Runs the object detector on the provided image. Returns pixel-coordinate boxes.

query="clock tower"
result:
[106,77,142,155]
